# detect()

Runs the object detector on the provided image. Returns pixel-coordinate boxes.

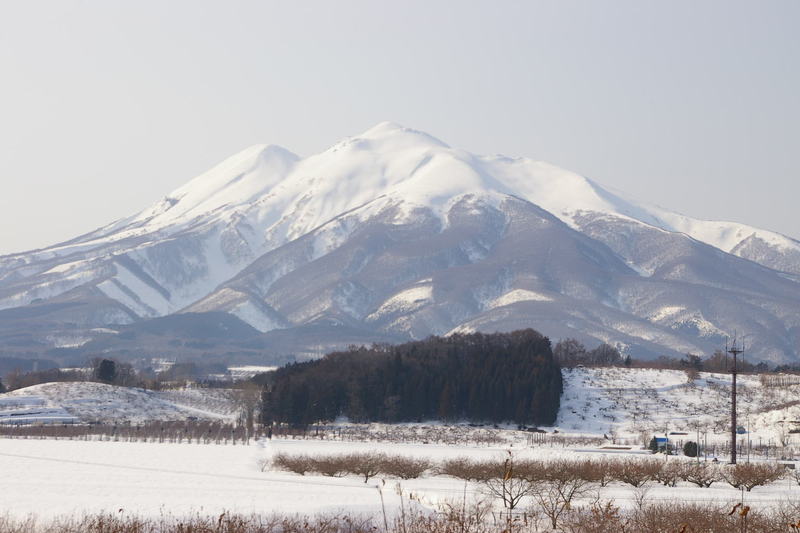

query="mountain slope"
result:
[1,122,799,363]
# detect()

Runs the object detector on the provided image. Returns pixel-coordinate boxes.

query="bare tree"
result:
[378,455,431,480]
[681,463,721,488]
[652,461,682,487]
[271,452,313,475]
[233,382,262,435]
[720,463,785,492]
[347,452,385,483]
[530,460,596,530]
[613,459,661,488]
[481,452,537,517]
[554,338,587,366]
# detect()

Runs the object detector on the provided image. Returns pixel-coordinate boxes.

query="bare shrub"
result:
[346,452,386,483]
[720,462,785,491]
[582,458,615,487]
[435,496,494,533]
[560,501,627,533]
[631,484,652,512]
[310,454,351,477]
[652,460,682,487]
[271,452,313,475]
[438,457,498,482]
[630,502,770,533]
[512,459,548,483]
[680,462,721,488]
[379,455,431,480]
[612,458,662,487]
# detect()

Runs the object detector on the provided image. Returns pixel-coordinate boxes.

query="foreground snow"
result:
[1,437,799,520]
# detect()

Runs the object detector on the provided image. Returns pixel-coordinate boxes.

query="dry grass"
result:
[2,502,800,533]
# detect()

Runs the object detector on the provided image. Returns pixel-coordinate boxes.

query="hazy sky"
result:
[1,1,798,255]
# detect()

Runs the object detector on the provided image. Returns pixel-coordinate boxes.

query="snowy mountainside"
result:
[1,122,800,362]
[0,382,237,424]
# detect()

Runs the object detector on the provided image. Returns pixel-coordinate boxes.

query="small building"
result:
[654,437,669,452]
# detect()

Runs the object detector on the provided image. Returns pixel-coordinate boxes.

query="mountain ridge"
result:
[2,122,799,364]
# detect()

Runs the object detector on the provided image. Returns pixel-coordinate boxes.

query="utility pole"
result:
[727,336,743,465]
[688,420,701,464]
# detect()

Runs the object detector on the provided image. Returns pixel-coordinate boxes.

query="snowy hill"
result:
[0,382,237,424]
[557,367,800,446]
[2,122,800,362]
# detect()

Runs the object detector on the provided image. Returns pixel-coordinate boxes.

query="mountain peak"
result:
[355,121,450,149]
[255,143,300,164]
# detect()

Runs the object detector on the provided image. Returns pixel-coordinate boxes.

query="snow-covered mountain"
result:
[2,122,799,363]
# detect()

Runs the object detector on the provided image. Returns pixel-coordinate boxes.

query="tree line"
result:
[1,357,238,392]
[1,358,138,391]
[552,338,781,374]
[261,329,563,427]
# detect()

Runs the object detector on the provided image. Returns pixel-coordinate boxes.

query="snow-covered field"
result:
[4,367,800,522]
[1,437,799,520]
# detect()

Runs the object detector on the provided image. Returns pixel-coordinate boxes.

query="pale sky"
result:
[1,1,798,255]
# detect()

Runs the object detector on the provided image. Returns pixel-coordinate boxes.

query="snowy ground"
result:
[0,382,237,424]
[1,438,799,520]
[4,368,800,520]
[555,367,800,447]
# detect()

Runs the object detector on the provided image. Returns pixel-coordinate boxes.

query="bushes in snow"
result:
[719,462,786,491]
[271,451,432,482]
[378,455,432,479]
[681,463,722,488]
[612,459,662,488]
[268,451,790,500]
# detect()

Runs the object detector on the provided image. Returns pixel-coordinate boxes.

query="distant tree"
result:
[703,349,755,373]
[553,338,587,366]
[680,354,703,371]
[754,361,770,372]
[589,343,622,366]
[0,376,5,393]
[653,355,682,369]
[4,369,22,391]
[3,367,86,390]
[159,362,199,382]
[623,355,632,367]
[683,441,698,457]
[94,359,117,384]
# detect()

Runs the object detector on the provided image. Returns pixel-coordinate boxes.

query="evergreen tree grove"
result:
[261,329,563,426]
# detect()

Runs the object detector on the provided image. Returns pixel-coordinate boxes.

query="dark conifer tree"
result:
[94,359,118,384]
[261,329,562,426]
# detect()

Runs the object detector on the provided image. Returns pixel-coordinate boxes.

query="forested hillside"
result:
[261,329,562,426]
